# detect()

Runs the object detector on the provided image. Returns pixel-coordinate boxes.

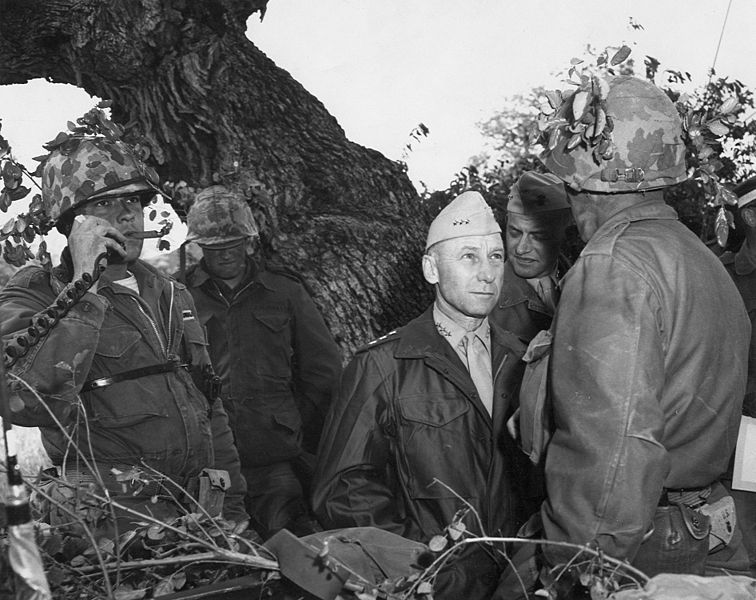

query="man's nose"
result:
[515,235,531,255]
[117,199,140,220]
[478,258,497,283]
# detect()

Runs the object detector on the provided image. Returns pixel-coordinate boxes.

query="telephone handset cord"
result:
[3,252,109,369]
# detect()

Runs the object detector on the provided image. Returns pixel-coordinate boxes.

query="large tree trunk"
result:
[0,0,432,356]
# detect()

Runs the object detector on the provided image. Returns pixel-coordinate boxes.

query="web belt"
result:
[81,361,188,393]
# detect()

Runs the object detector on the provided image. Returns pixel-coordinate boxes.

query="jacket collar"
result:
[395,305,513,367]
[497,261,547,312]
[734,241,756,276]
[53,247,165,294]
[187,258,273,292]
[591,197,677,241]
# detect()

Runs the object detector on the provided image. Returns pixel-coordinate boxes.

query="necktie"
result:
[461,332,494,416]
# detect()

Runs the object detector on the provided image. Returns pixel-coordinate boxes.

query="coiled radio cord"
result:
[3,252,108,369]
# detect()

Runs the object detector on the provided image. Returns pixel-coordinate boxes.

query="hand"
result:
[68,215,127,282]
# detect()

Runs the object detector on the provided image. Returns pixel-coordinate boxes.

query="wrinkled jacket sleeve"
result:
[312,350,405,534]
[290,284,342,453]
[541,254,669,565]
[0,268,108,427]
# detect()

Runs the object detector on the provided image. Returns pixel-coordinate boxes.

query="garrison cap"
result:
[425,190,501,250]
[735,176,756,209]
[507,172,570,215]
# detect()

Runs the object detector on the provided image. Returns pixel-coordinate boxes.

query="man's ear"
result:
[743,207,756,228]
[422,253,439,285]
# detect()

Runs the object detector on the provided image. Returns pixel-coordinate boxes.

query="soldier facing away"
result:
[496,76,752,597]
[718,175,756,576]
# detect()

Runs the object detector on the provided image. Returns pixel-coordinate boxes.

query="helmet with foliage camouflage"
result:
[185,185,259,247]
[541,76,688,193]
[42,136,157,226]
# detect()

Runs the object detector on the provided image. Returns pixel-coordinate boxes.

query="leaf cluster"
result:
[2,488,272,599]
[536,45,632,164]
[0,122,51,267]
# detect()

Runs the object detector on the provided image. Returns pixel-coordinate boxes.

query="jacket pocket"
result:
[94,325,141,358]
[255,312,289,333]
[234,394,302,466]
[251,312,292,378]
[87,379,170,428]
[396,394,475,499]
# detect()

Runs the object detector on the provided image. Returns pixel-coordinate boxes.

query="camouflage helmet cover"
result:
[185,185,259,246]
[42,136,157,224]
[541,76,688,193]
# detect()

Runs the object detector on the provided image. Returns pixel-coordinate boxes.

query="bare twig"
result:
[404,536,650,599]
[73,550,277,575]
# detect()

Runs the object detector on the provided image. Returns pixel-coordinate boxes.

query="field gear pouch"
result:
[699,494,737,551]
[634,503,710,576]
[197,468,230,518]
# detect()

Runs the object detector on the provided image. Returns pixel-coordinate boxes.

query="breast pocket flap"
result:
[398,395,469,427]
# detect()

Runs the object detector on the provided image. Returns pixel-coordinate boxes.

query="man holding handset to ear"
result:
[0,134,249,536]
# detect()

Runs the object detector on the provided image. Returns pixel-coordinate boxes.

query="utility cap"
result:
[508,172,570,215]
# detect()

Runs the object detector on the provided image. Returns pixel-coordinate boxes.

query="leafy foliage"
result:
[456,44,756,257]
[0,104,175,268]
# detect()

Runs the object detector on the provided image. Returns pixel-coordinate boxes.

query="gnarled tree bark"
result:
[0,0,432,356]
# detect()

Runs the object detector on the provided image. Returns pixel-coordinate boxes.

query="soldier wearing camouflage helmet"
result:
[717,175,756,576]
[0,135,250,537]
[183,185,342,539]
[495,77,752,597]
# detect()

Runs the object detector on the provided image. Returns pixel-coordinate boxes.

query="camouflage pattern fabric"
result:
[541,76,688,193]
[186,185,259,246]
[42,137,155,223]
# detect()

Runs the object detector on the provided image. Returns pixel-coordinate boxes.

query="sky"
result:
[0,0,755,258]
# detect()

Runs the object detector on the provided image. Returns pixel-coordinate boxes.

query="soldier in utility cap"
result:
[490,171,572,341]
[718,175,756,576]
[183,185,342,539]
[0,136,249,537]
[495,76,752,598]
[314,190,532,600]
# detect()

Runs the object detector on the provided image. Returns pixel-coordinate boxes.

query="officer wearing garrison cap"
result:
[490,171,572,342]
[313,191,532,600]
